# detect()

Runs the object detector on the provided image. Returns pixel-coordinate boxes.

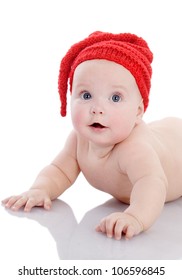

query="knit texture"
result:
[58,31,153,117]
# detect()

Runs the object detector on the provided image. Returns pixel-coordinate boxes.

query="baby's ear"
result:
[136,100,144,124]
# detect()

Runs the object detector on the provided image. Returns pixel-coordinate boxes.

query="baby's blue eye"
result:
[111,94,121,102]
[81,92,92,100]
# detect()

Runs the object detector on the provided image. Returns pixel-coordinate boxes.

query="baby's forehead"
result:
[72,59,139,90]
[73,59,135,80]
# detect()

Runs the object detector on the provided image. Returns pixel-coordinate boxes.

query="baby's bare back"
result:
[148,117,182,201]
[77,117,182,203]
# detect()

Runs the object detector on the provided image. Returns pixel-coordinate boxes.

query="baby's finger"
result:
[3,196,23,209]
[43,198,52,210]
[114,219,126,240]
[95,225,102,232]
[97,218,107,234]
[24,198,39,212]
[105,218,115,238]
[2,197,11,204]
[11,196,28,211]
[124,225,135,240]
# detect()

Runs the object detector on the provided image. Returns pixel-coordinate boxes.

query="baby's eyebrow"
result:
[111,85,127,91]
[111,85,128,95]
[73,82,90,89]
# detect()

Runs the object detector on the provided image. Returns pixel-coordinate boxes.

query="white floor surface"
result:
[1,173,182,261]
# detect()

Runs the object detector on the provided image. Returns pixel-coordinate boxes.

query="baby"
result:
[2,31,182,240]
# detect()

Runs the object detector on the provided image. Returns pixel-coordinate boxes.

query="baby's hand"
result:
[2,189,52,212]
[95,212,143,240]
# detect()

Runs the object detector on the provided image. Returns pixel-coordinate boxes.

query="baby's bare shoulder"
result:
[118,117,182,168]
[149,117,182,130]
[116,126,154,167]
[127,117,182,149]
[116,119,175,169]
[148,117,182,146]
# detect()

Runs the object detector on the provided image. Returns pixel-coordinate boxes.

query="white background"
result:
[0,0,182,273]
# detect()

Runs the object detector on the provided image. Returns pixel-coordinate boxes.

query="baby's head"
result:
[58,31,153,117]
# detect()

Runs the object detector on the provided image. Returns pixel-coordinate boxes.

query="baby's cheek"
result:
[71,109,84,130]
[113,114,136,139]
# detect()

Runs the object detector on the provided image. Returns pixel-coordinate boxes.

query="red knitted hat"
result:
[58,31,153,117]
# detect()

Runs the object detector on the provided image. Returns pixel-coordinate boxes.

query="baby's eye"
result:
[111,94,122,102]
[81,92,92,100]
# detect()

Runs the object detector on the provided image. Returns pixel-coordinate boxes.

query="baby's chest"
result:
[80,159,116,184]
[77,155,131,194]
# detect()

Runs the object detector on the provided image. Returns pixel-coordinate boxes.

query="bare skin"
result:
[2,60,182,240]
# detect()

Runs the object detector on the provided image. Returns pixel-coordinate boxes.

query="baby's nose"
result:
[91,106,104,115]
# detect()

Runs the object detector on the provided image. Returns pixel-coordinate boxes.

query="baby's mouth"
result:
[90,122,106,129]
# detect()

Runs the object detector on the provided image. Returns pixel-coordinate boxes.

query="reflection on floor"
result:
[1,197,182,260]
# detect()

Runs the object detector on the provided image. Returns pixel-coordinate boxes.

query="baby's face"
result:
[71,59,143,146]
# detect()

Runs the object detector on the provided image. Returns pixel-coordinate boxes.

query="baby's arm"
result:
[2,131,80,211]
[96,143,168,239]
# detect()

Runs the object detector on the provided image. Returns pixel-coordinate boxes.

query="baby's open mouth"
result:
[90,122,106,128]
